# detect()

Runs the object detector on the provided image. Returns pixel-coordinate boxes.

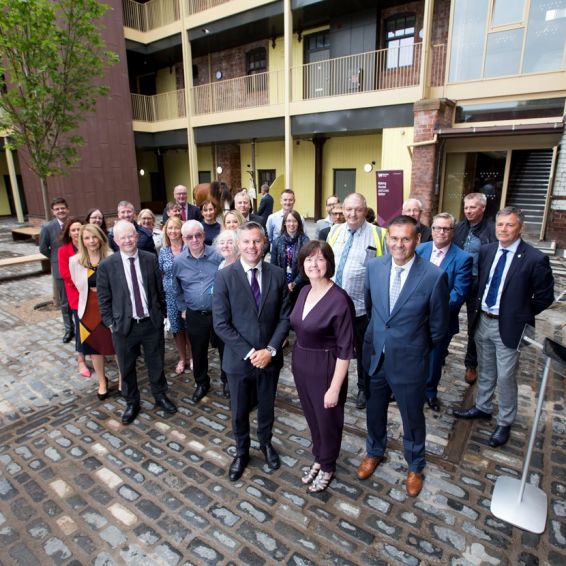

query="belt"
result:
[134,317,150,324]
[188,309,212,316]
[481,310,499,320]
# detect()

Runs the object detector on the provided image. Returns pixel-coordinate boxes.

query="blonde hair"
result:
[222,210,245,229]
[77,224,110,267]
[162,217,183,247]
[138,208,156,226]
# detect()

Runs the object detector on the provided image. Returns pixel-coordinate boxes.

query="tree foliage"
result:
[0,0,118,218]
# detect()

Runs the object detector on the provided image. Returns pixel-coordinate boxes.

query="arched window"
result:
[385,13,416,69]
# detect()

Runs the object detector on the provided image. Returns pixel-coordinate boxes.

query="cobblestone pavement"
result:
[0,219,565,565]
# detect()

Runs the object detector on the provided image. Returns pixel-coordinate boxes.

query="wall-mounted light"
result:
[139,168,145,176]
[202,28,210,34]
[216,166,223,175]
[363,162,375,173]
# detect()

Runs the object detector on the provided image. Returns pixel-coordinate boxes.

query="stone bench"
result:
[0,253,50,274]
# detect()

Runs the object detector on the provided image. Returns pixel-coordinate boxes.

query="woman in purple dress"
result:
[290,240,355,493]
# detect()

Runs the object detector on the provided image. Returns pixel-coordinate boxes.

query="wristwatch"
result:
[266,346,277,357]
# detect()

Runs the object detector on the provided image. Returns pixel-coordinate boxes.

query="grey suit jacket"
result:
[363,254,449,378]
[39,219,63,280]
[97,250,166,336]
[212,261,291,374]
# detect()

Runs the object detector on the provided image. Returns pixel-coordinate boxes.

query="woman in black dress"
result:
[290,240,355,493]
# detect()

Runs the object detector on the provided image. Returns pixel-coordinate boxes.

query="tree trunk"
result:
[40,176,50,221]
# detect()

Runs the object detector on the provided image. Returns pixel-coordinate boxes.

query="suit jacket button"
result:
[385,324,390,329]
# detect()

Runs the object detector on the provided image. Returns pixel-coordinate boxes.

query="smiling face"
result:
[166,223,181,243]
[388,222,419,266]
[174,186,188,205]
[52,203,69,222]
[238,227,265,266]
[234,193,251,217]
[216,232,237,260]
[201,202,216,224]
[280,192,295,213]
[284,214,299,236]
[431,217,454,249]
[82,230,101,253]
[464,197,485,225]
[114,223,138,255]
[303,248,328,281]
[343,194,366,231]
[88,210,103,227]
[138,213,154,230]
[224,212,240,230]
[117,204,135,222]
[496,213,523,247]
[183,226,205,256]
[402,199,422,222]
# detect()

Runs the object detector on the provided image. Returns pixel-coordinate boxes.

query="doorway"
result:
[333,169,356,202]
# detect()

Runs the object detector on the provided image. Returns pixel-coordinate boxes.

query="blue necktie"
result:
[335,229,355,287]
[485,249,508,308]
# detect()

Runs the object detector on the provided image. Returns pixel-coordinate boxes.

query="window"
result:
[258,169,276,187]
[385,14,416,69]
[246,47,267,75]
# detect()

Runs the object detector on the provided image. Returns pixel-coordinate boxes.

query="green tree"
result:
[0,0,118,220]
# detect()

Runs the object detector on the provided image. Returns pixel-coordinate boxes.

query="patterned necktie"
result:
[335,229,355,287]
[128,257,145,318]
[250,268,261,309]
[433,248,444,266]
[389,266,404,313]
[181,206,186,221]
[485,249,509,308]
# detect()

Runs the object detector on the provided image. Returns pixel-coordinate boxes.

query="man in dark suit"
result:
[416,212,473,412]
[402,198,432,243]
[39,196,73,342]
[97,220,177,425]
[358,215,449,497]
[233,190,266,227]
[257,183,274,223]
[108,201,156,254]
[162,184,202,224]
[454,207,554,447]
[213,221,291,481]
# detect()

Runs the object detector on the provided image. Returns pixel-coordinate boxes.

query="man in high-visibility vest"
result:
[327,193,387,410]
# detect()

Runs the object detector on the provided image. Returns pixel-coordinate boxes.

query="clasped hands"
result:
[250,349,272,369]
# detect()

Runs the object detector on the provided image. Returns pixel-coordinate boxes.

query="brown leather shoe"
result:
[356,456,383,480]
[464,367,477,385]
[406,471,424,497]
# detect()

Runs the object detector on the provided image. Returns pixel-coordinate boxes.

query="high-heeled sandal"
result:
[301,463,321,485]
[97,377,109,401]
[308,471,334,493]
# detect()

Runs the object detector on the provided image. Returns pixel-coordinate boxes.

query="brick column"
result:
[410,98,455,225]
[215,143,241,192]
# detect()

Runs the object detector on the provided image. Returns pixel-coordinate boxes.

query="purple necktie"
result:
[250,268,261,309]
[128,257,145,318]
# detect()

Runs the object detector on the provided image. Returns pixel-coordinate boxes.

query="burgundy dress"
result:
[290,284,355,473]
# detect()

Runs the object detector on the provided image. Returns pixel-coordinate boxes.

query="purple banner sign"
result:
[376,170,403,227]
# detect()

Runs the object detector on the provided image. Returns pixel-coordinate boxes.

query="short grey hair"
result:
[343,193,367,208]
[117,200,135,211]
[402,198,423,211]
[234,189,251,203]
[215,229,238,248]
[181,219,204,236]
[464,192,487,207]
[113,219,136,239]
[497,206,524,225]
[432,212,455,227]
[237,221,266,238]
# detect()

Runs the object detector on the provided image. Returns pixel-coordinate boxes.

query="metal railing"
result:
[131,89,187,122]
[191,70,284,115]
[291,43,423,101]
[122,0,180,32]
[430,44,446,87]
[186,0,231,16]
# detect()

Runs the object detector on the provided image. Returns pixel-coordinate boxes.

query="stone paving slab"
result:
[0,218,565,565]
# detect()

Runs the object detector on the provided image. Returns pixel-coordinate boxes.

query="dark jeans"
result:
[354,314,369,390]
[185,309,215,388]
[464,278,479,369]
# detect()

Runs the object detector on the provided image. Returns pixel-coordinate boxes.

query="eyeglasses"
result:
[432,226,453,232]
[185,233,204,241]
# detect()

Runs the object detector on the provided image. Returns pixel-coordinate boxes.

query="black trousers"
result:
[185,309,215,388]
[354,314,369,390]
[55,277,72,333]
[112,318,168,405]
[464,278,479,369]
[227,366,279,456]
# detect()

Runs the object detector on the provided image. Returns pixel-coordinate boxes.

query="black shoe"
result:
[355,389,366,410]
[62,331,74,344]
[121,404,140,425]
[154,395,177,414]
[222,382,230,399]
[489,425,510,447]
[192,384,210,403]
[427,397,441,412]
[229,454,249,481]
[260,443,280,470]
[453,406,492,420]
[97,391,109,401]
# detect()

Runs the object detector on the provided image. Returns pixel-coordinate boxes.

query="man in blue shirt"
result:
[173,220,222,402]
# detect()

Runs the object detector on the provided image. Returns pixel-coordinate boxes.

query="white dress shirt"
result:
[120,251,149,319]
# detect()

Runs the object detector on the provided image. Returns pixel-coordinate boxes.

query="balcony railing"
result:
[191,70,284,115]
[131,90,186,122]
[122,0,180,32]
[430,44,446,87]
[291,43,423,101]
[186,0,231,15]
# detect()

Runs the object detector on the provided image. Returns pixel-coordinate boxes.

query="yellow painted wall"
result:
[163,150,190,199]
[240,140,285,205]
[291,140,316,217]
[197,145,213,182]
[155,67,177,94]
[381,127,414,198]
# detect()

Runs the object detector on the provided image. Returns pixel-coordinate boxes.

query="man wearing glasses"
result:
[319,203,345,242]
[416,213,473,411]
[173,220,222,402]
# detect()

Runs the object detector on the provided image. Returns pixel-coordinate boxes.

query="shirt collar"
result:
[498,238,521,254]
[240,258,262,273]
[392,254,416,272]
[120,250,139,262]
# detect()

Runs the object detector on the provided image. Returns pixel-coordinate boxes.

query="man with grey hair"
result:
[108,200,156,254]
[173,220,222,402]
[327,192,388,409]
[315,194,340,239]
[453,192,497,385]
[97,220,176,425]
[402,197,432,243]
[233,189,266,227]
[416,212,473,411]
[454,207,554,447]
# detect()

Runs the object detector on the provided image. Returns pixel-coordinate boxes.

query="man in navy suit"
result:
[358,215,449,497]
[213,221,291,481]
[416,212,473,412]
[454,207,554,447]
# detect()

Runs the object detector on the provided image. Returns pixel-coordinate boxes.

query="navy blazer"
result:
[212,261,291,374]
[473,239,554,349]
[363,254,449,378]
[416,242,473,336]
[97,250,166,336]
